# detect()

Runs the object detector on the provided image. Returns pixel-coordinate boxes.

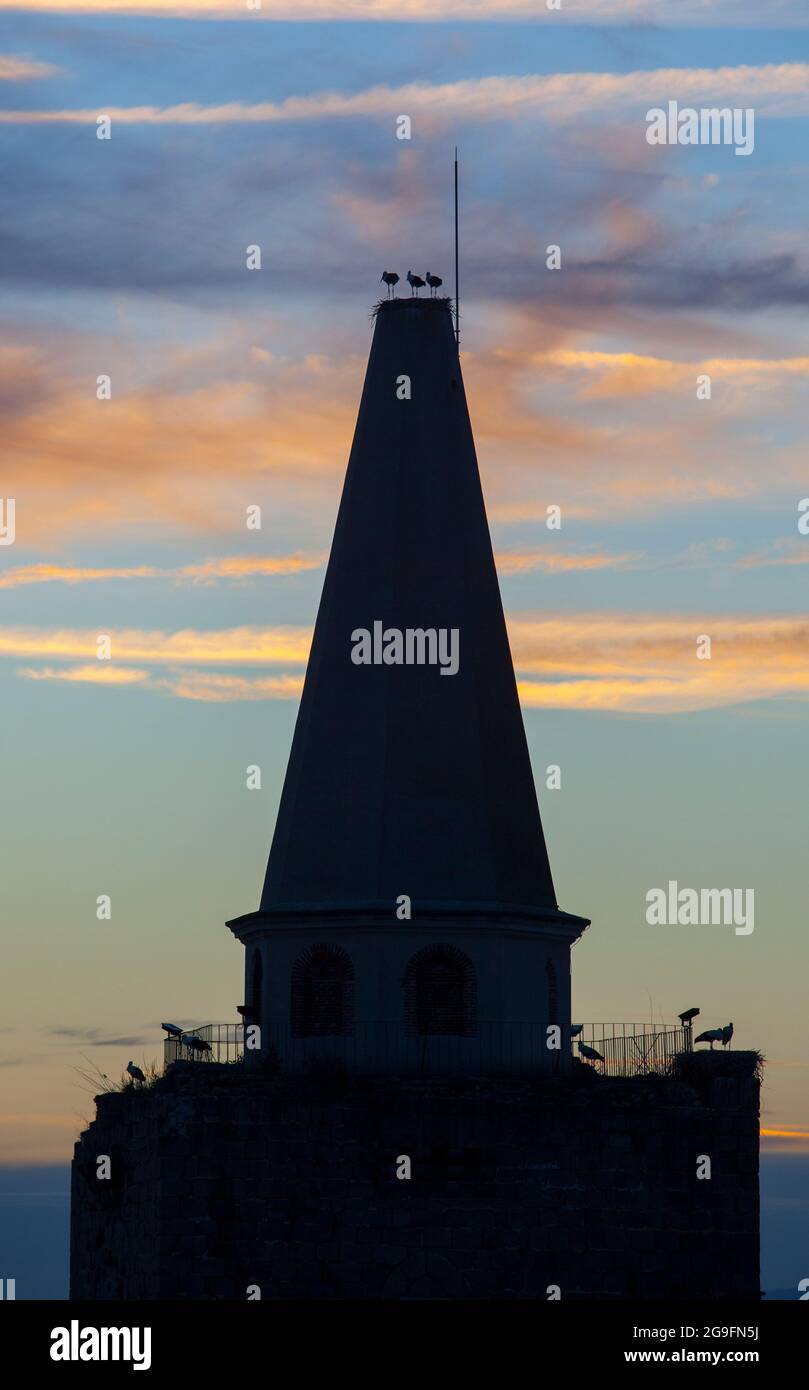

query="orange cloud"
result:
[6,613,808,713]
[496,549,640,575]
[760,1125,809,1154]
[18,663,151,685]
[511,613,809,713]
[3,315,800,549]
[0,554,326,589]
[181,554,325,582]
[498,538,809,576]
[532,348,809,400]
[331,164,426,245]
[1,564,161,589]
[0,625,312,666]
[0,342,358,543]
[13,663,305,701]
[158,670,305,701]
[463,332,802,518]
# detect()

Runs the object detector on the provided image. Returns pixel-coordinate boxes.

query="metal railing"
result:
[579,1023,692,1077]
[163,1024,244,1069]
[163,1020,692,1077]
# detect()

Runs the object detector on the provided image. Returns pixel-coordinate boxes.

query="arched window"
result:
[404,945,476,1037]
[291,943,354,1038]
[546,957,558,1025]
[251,950,263,1028]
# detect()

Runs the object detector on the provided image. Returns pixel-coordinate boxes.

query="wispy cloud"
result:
[0,0,804,24]
[157,670,305,702]
[16,665,305,701]
[48,1026,152,1047]
[496,540,766,576]
[2,64,808,125]
[0,553,326,589]
[0,54,60,80]
[761,1127,809,1154]
[2,548,637,585]
[6,614,808,713]
[735,539,809,570]
[528,350,809,400]
[1,625,311,665]
[18,664,152,685]
[512,613,809,713]
[496,549,641,575]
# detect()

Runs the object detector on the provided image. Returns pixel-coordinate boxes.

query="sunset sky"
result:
[0,0,807,1295]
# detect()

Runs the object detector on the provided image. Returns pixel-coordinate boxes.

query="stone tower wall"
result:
[71,1053,760,1301]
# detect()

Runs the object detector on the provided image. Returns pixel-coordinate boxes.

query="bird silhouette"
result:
[186,1034,212,1057]
[577,1040,604,1064]
[694,1027,724,1049]
[407,271,425,296]
[380,271,399,299]
[425,272,443,297]
[721,1022,734,1048]
[126,1060,145,1084]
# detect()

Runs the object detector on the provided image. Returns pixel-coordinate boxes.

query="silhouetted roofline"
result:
[229,904,590,942]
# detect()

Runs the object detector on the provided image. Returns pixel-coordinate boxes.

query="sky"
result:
[0,0,807,1296]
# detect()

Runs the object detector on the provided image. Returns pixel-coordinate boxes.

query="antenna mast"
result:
[454,147,460,351]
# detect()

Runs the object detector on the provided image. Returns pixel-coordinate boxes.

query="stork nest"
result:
[371,294,454,319]
[673,1049,764,1086]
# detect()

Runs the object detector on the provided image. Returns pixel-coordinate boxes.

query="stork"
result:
[380,271,399,299]
[577,1040,604,1065]
[425,272,443,297]
[126,1060,145,1084]
[407,271,425,296]
[721,1022,734,1049]
[694,1027,724,1050]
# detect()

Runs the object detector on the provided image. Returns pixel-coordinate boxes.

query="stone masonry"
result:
[70,1052,760,1300]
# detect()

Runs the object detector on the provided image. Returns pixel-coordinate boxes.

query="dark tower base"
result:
[71,1054,760,1301]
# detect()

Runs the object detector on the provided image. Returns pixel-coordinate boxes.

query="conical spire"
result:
[260,297,558,916]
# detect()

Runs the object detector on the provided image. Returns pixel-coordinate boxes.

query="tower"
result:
[70,297,761,1304]
[228,296,589,1071]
